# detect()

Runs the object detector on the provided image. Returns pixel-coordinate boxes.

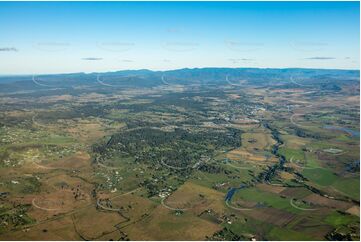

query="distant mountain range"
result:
[0,68,359,93]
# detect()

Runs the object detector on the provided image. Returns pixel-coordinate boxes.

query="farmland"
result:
[0,68,359,240]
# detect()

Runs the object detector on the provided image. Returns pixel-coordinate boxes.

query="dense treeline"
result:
[92,127,242,168]
[294,127,322,139]
[258,122,286,182]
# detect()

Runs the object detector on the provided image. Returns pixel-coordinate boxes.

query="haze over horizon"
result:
[0,1,359,74]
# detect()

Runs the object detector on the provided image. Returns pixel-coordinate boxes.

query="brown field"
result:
[27,191,89,222]
[282,135,309,149]
[65,119,125,144]
[165,181,226,214]
[279,171,296,180]
[230,199,258,208]
[242,131,276,152]
[72,206,127,240]
[4,110,30,118]
[346,206,360,217]
[291,216,334,240]
[41,151,91,169]
[23,174,93,222]
[230,123,261,130]
[111,193,157,222]
[227,149,264,162]
[4,189,153,240]
[256,183,286,194]
[239,207,297,227]
[39,95,73,103]
[0,216,80,240]
[226,148,278,166]
[94,230,126,241]
[122,205,221,240]
[66,122,108,144]
[345,95,360,103]
[303,194,353,210]
[279,187,312,199]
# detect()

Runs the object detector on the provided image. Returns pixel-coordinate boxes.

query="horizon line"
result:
[0,66,360,77]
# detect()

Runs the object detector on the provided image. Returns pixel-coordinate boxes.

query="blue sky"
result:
[0,1,359,74]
